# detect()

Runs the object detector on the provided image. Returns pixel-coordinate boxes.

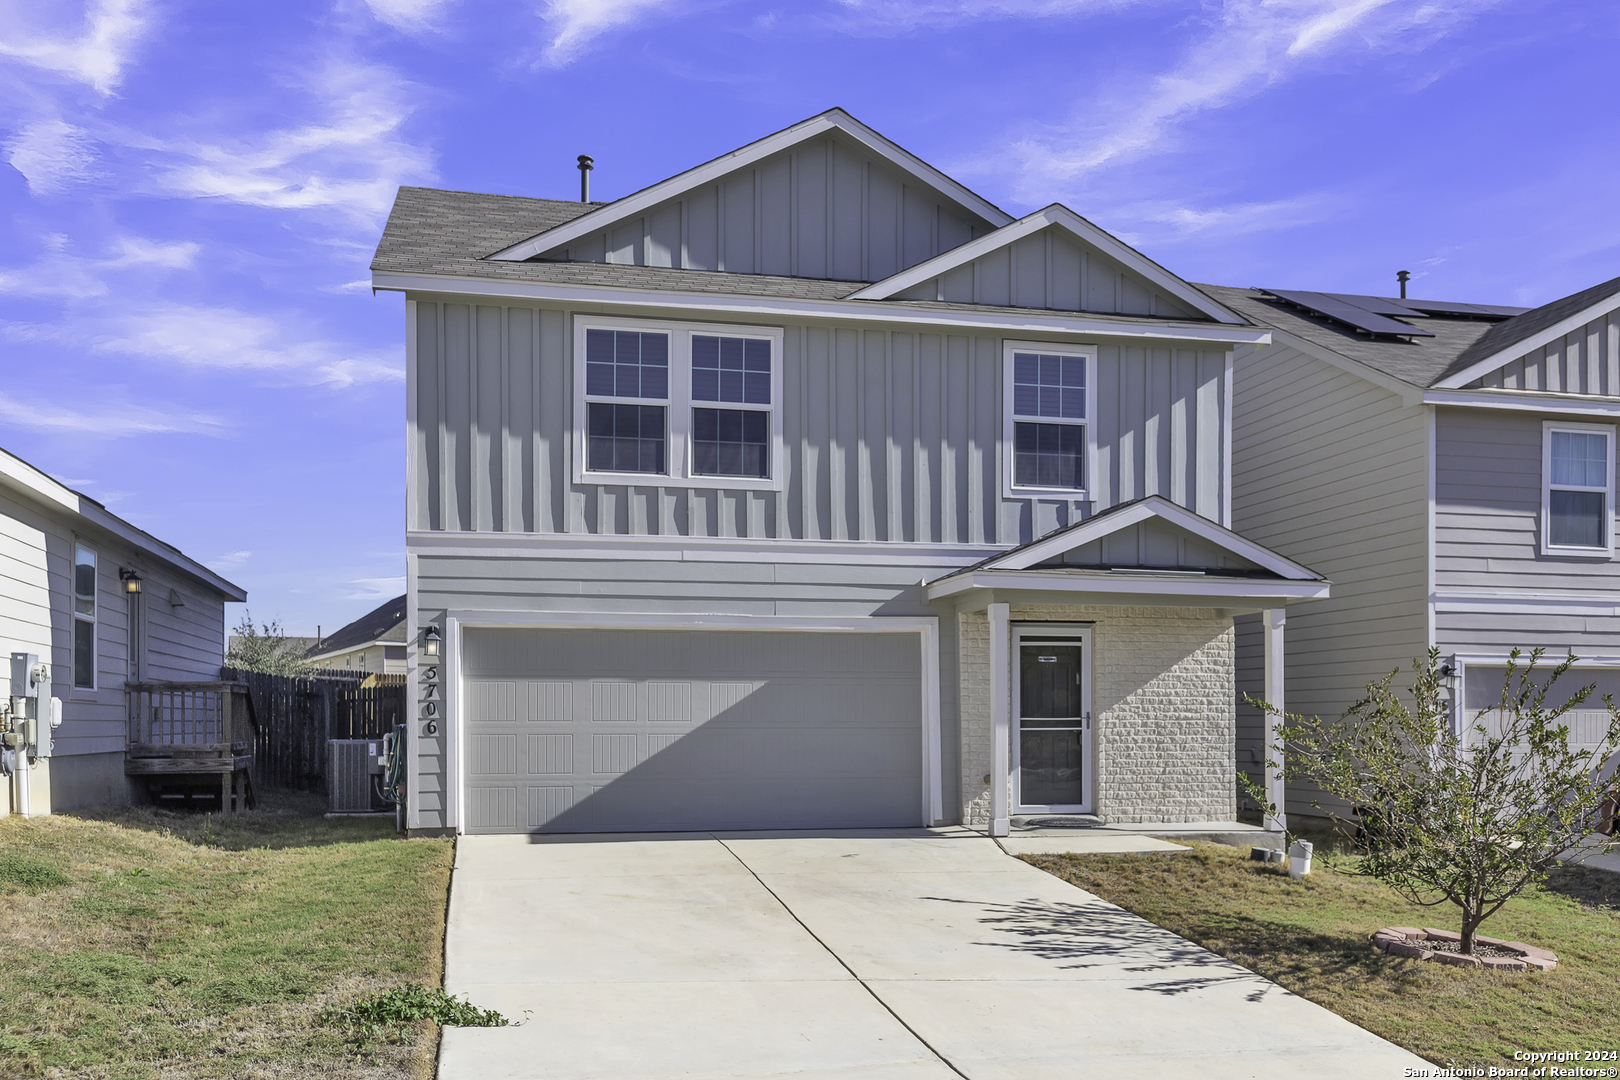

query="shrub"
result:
[325,984,509,1041]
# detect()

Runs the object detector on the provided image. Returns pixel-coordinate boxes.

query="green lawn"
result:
[0,789,454,1079]
[1025,844,1620,1068]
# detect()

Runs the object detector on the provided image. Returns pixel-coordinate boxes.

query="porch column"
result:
[988,602,1011,837]
[1262,607,1287,833]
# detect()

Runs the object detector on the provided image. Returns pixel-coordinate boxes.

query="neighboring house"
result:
[371,109,1329,838]
[1223,277,1620,821]
[305,594,407,675]
[0,446,246,816]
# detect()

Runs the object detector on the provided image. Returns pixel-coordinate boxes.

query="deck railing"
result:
[126,681,256,757]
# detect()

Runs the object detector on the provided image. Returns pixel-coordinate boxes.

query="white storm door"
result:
[1012,628,1093,814]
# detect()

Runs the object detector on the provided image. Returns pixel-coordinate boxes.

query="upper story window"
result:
[1003,341,1095,498]
[1543,422,1614,556]
[574,318,784,491]
[73,543,96,689]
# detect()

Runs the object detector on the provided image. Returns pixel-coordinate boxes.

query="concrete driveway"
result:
[440,829,1427,1079]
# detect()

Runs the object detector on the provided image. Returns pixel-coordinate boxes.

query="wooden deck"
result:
[126,681,257,811]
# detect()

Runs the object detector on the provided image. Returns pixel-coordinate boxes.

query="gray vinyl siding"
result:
[1435,405,1620,654]
[1230,344,1429,818]
[895,225,1197,319]
[409,297,1231,546]
[543,134,992,281]
[1467,310,1620,395]
[411,554,965,829]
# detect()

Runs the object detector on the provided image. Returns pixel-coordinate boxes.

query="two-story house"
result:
[1224,277,1620,820]
[371,110,1328,838]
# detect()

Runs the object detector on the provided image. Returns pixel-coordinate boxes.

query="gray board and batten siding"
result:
[1229,342,1429,817]
[1464,307,1620,396]
[894,224,1199,320]
[536,134,995,283]
[408,298,1233,548]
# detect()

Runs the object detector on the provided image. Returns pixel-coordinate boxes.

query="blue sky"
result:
[2,0,1615,635]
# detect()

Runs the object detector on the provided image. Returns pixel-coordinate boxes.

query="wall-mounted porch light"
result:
[422,625,441,658]
[119,568,142,594]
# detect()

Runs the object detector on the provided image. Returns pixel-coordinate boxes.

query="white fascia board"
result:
[987,496,1321,580]
[925,570,1330,602]
[0,447,247,601]
[850,205,1247,325]
[1434,288,1620,389]
[371,272,1272,347]
[1261,328,1427,406]
[407,529,1003,567]
[1423,388,1620,417]
[486,110,1013,263]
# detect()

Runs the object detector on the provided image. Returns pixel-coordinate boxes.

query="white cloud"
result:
[91,303,404,388]
[1118,194,1332,242]
[831,0,1136,29]
[150,58,433,223]
[0,234,199,299]
[346,576,405,601]
[364,0,459,31]
[4,119,98,195]
[0,395,222,438]
[994,0,1499,196]
[536,0,682,67]
[208,550,253,571]
[0,0,153,95]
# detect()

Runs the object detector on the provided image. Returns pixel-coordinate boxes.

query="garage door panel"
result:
[462,628,923,834]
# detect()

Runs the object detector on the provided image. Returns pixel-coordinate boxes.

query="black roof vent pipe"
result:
[1396,269,1410,299]
[577,155,594,202]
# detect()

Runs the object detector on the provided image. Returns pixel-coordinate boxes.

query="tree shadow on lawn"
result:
[1542,862,1620,911]
[69,786,404,852]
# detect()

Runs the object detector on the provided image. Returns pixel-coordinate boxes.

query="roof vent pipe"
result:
[577,155,594,202]
[1396,269,1410,299]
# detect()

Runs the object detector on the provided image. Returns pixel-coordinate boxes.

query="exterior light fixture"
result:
[422,625,441,657]
[119,568,142,594]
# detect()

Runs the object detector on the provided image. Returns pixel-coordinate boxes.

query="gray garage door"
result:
[460,627,923,833]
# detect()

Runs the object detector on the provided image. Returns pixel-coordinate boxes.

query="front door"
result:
[1014,631,1092,813]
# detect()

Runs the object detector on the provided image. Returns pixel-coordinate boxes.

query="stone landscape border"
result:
[1371,927,1557,972]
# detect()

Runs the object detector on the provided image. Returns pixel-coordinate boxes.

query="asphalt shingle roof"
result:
[307,594,407,658]
[1433,273,1620,385]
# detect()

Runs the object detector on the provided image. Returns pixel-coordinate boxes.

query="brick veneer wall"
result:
[959,605,1236,826]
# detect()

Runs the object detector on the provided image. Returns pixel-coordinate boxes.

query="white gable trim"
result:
[1433,286,1620,389]
[1259,328,1428,405]
[848,205,1245,325]
[953,495,1320,581]
[486,110,1014,263]
[926,570,1329,603]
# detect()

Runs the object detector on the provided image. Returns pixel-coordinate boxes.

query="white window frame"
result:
[573,315,785,492]
[1002,340,1097,500]
[1011,623,1094,815]
[72,541,98,691]
[1541,420,1615,557]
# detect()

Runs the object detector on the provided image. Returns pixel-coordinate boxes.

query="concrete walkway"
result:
[440,829,1427,1080]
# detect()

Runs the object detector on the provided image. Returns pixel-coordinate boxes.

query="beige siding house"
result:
[0,447,246,816]
[373,110,1328,838]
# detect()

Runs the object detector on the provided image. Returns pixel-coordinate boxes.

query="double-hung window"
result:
[575,318,783,490]
[73,543,97,689]
[1003,341,1094,497]
[1543,422,1615,555]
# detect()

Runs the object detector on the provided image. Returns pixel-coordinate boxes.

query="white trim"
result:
[960,495,1321,580]
[486,110,1012,263]
[988,602,1011,837]
[1259,329,1427,405]
[1540,420,1615,558]
[1434,287,1620,389]
[441,610,943,835]
[571,314,786,492]
[1222,350,1233,528]
[927,569,1330,602]
[405,552,422,831]
[405,299,420,536]
[1427,406,1436,649]
[1262,608,1286,833]
[1001,340,1096,501]
[370,272,1274,346]
[1011,623,1093,815]
[1424,388,1620,417]
[406,529,1004,566]
[849,205,1246,325]
[72,541,97,692]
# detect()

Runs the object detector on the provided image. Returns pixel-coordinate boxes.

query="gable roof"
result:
[306,594,407,659]
[1432,274,1620,388]
[852,205,1246,324]
[485,109,1014,264]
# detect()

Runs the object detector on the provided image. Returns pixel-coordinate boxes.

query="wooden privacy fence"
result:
[221,669,402,792]
[331,675,407,739]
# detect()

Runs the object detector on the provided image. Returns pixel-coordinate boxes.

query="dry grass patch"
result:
[0,789,453,1079]
[1023,844,1620,1068]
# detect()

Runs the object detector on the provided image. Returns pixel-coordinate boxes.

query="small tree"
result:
[1251,648,1620,954]
[226,613,318,678]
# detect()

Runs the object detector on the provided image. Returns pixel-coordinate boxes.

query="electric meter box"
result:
[10,652,38,698]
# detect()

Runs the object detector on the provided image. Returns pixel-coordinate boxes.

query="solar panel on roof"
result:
[1265,289,1437,338]
[1323,293,1426,317]
[1397,298,1530,319]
